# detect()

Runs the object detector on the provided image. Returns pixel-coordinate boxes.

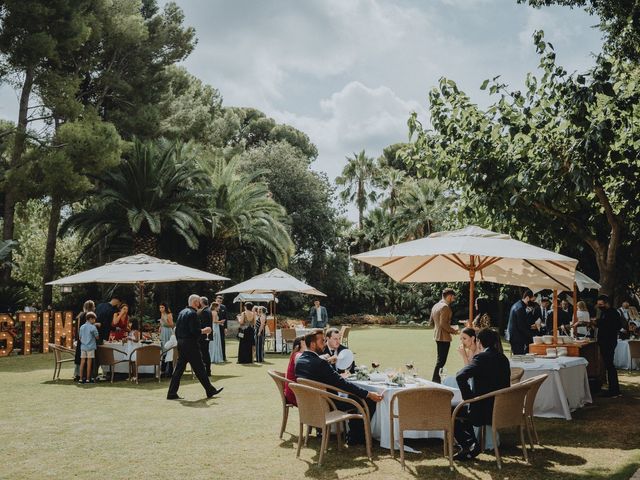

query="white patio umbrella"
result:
[353,226,578,337]
[217,268,325,296]
[48,254,229,315]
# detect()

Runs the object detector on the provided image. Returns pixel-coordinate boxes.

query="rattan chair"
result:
[340,325,351,348]
[281,328,297,354]
[267,370,296,438]
[289,382,372,466]
[452,382,531,469]
[390,387,454,470]
[96,345,130,383]
[510,367,525,384]
[49,343,75,381]
[129,345,162,384]
[628,340,640,372]
[521,373,549,449]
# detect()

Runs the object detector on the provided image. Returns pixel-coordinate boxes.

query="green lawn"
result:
[1,327,639,480]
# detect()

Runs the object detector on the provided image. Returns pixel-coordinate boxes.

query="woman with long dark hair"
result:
[473,297,492,330]
[457,327,480,365]
[284,336,306,406]
[237,302,256,364]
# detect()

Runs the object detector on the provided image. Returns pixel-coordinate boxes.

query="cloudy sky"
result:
[0,0,603,195]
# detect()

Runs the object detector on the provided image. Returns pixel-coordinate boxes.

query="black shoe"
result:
[166,394,183,400]
[604,391,622,397]
[207,387,223,398]
[453,444,480,461]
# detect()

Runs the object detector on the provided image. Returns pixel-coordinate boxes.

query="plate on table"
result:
[336,349,354,371]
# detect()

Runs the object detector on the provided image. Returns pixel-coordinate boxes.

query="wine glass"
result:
[439,367,447,382]
[371,361,380,372]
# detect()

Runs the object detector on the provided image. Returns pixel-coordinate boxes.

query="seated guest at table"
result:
[472,297,491,330]
[558,299,573,334]
[295,331,383,445]
[595,295,622,397]
[110,303,130,340]
[237,303,256,364]
[507,289,536,354]
[454,328,511,460]
[321,327,355,373]
[284,336,306,406]
[127,319,141,342]
[457,327,480,366]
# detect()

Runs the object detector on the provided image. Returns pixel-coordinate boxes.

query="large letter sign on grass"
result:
[54,312,73,349]
[18,313,38,355]
[0,314,14,357]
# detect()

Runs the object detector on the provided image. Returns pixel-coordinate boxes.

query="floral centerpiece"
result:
[354,365,370,381]
[391,371,406,386]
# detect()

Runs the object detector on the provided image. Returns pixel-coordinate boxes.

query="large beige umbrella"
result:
[353,226,578,337]
[217,268,325,296]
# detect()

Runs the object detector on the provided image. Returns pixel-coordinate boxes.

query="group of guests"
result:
[236,302,268,364]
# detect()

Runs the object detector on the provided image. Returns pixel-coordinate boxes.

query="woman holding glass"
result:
[158,303,174,346]
[111,303,130,340]
[209,303,225,364]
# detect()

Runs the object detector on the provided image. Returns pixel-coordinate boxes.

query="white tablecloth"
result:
[353,378,461,451]
[614,340,640,370]
[509,356,592,420]
[100,341,157,374]
[274,328,313,352]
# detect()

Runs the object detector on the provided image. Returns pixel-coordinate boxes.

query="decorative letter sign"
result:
[54,311,73,349]
[0,314,14,357]
[42,311,50,353]
[18,313,38,355]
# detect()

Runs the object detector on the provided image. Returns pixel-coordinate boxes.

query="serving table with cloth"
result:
[100,341,157,374]
[352,378,462,452]
[614,339,640,370]
[508,356,591,420]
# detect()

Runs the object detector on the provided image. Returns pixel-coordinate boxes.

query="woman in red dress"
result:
[110,303,131,340]
[284,336,306,406]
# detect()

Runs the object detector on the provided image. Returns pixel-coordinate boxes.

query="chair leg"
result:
[520,425,529,463]
[530,415,541,446]
[110,368,115,384]
[480,425,486,451]
[526,416,535,450]
[447,431,454,471]
[336,422,343,450]
[304,426,311,447]
[493,427,502,469]
[364,418,373,461]
[280,404,289,439]
[318,427,329,466]
[399,429,405,470]
[390,414,395,459]
[296,423,303,458]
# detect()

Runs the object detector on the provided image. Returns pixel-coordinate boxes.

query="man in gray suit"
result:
[431,287,459,383]
[308,299,328,328]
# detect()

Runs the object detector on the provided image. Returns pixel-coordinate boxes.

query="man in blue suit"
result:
[308,299,329,328]
[507,289,536,354]
[295,330,382,444]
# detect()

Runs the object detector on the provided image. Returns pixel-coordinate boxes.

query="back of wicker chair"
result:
[522,373,548,448]
[510,367,525,384]
[267,370,294,438]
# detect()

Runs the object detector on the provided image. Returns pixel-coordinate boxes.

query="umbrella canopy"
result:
[232,293,276,303]
[532,270,601,294]
[47,254,229,285]
[353,226,577,291]
[217,268,326,296]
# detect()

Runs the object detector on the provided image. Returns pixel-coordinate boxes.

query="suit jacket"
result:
[295,350,368,399]
[218,303,228,330]
[456,347,511,426]
[309,306,328,328]
[597,307,623,347]
[198,307,212,341]
[507,300,534,346]
[431,300,456,342]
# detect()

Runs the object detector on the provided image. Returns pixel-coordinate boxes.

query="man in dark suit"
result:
[167,294,223,400]
[198,296,213,376]
[507,289,536,354]
[95,295,121,343]
[295,331,383,444]
[454,328,511,460]
[215,295,228,361]
[595,294,622,397]
[558,299,573,335]
[321,327,355,373]
[308,299,329,328]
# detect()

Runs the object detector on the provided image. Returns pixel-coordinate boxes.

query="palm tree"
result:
[375,166,406,215]
[335,150,379,228]
[200,156,294,276]
[393,178,450,241]
[61,139,207,258]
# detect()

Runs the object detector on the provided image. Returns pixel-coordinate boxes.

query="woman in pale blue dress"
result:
[209,303,225,364]
[158,303,174,346]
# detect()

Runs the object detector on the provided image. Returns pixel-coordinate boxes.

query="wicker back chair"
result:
[130,345,162,383]
[264,325,276,352]
[521,373,549,449]
[390,387,454,470]
[628,340,640,371]
[281,328,297,354]
[510,367,525,384]
[49,343,75,381]
[452,382,531,469]
[96,345,129,383]
[340,326,351,347]
[267,370,295,438]
[288,383,372,466]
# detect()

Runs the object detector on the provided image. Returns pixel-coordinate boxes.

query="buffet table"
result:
[509,356,592,420]
[100,341,157,374]
[614,339,640,370]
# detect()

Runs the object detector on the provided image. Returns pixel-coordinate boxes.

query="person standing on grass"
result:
[507,289,536,354]
[167,294,223,400]
[78,312,99,384]
[309,299,328,329]
[215,295,228,361]
[595,294,622,397]
[431,287,459,383]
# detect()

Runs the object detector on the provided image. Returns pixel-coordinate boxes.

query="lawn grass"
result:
[1,326,639,479]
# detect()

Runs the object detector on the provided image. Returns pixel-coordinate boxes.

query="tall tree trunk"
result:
[132,232,158,257]
[1,68,34,282]
[42,196,63,309]
[206,246,227,293]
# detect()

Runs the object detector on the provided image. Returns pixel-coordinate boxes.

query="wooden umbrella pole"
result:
[468,270,475,327]
[553,289,558,344]
[572,283,578,324]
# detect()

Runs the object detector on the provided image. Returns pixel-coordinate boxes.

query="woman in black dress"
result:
[237,302,255,364]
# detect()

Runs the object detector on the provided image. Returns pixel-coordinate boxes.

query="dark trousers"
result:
[599,343,620,394]
[168,339,215,397]
[335,396,377,444]
[219,324,226,361]
[453,405,477,450]
[199,338,211,375]
[432,341,451,383]
[510,341,527,355]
